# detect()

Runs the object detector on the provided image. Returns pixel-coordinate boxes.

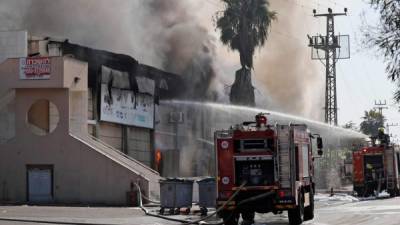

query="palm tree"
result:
[216,0,276,106]
[360,110,385,136]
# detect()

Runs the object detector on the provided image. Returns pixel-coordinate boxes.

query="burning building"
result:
[0,30,187,205]
[26,35,186,167]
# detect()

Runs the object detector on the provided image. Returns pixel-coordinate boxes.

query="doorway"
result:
[26,165,53,203]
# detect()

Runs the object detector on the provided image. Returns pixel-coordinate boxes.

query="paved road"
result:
[255,197,400,225]
[1,197,400,225]
[0,206,174,225]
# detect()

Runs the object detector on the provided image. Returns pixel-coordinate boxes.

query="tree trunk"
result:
[230,67,255,106]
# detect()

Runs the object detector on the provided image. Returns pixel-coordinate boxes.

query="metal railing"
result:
[86,134,160,175]
[69,132,159,178]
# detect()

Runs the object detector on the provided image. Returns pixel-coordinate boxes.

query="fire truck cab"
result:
[353,133,400,197]
[215,114,322,225]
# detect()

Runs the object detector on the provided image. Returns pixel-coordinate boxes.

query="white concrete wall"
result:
[69,91,88,135]
[0,91,15,143]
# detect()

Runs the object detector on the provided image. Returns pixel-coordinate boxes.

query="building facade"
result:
[0,31,184,205]
[0,56,161,205]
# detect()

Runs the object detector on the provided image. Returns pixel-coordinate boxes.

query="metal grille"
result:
[385,148,395,189]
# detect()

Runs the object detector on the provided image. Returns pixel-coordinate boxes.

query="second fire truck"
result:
[353,130,400,197]
[215,114,323,225]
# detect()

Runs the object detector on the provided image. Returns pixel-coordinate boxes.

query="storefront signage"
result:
[100,84,154,129]
[19,57,51,80]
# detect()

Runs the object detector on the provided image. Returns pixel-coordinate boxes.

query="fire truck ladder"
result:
[385,148,396,191]
[277,126,291,188]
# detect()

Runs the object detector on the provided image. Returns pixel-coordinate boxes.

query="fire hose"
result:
[236,191,275,207]
[139,191,161,205]
[135,182,248,225]
[182,181,278,225]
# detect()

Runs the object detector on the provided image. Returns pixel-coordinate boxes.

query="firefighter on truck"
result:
[215,114,323,225]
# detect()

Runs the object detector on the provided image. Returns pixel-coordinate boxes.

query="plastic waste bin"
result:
[197,177,216,216]
[159,178,193,215]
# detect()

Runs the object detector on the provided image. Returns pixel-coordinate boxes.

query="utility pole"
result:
[374,100,388,115]
[374,100,388,126]
[308,8,350,126]
[386,123,399,135]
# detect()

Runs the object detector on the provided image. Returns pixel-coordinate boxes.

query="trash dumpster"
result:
[159,178,193,215]
[197,177,216,216]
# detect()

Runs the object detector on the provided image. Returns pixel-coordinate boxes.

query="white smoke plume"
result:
[254,0,324,121]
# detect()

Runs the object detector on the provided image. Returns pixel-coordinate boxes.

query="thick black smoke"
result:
[0,0,322,118]
[0,0,219,100]
[145,0,219,100]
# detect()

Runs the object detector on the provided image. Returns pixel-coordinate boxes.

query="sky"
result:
[316,0,400,141]
[323,0,400,142]
[201,0,400,140]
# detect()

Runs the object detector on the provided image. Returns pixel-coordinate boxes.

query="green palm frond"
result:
[216,0,276,69]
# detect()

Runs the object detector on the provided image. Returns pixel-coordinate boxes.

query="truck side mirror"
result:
[317,137,323,156]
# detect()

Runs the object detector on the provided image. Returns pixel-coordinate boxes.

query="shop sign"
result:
[20,57,51,80]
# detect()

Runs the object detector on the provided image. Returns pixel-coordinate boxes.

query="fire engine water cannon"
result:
[215,114,322,225]
[256,113,268,127]
[242,113,270,130]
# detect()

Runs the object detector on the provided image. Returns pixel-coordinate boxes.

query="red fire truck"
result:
[215,114,323,225]
[353,134,400,197]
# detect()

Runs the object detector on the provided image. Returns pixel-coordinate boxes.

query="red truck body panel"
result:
[353,145,400,196]
[215,123,315,212]
[353,147,384,184]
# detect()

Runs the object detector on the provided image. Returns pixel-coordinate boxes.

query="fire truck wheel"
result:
[353,187,361,197]
[304,189,314,221]
[389,189,398,198]
[288,192,304,225]
[241,211,255,225]
[221,211,239,225]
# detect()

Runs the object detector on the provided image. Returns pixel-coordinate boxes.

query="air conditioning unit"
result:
[169,112,184,123]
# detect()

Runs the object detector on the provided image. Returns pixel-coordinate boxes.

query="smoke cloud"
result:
[0,0,323,119]
[254,0,324,120]
[145,0,219,100]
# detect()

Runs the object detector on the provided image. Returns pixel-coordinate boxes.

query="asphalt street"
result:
[0,197,399,225]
